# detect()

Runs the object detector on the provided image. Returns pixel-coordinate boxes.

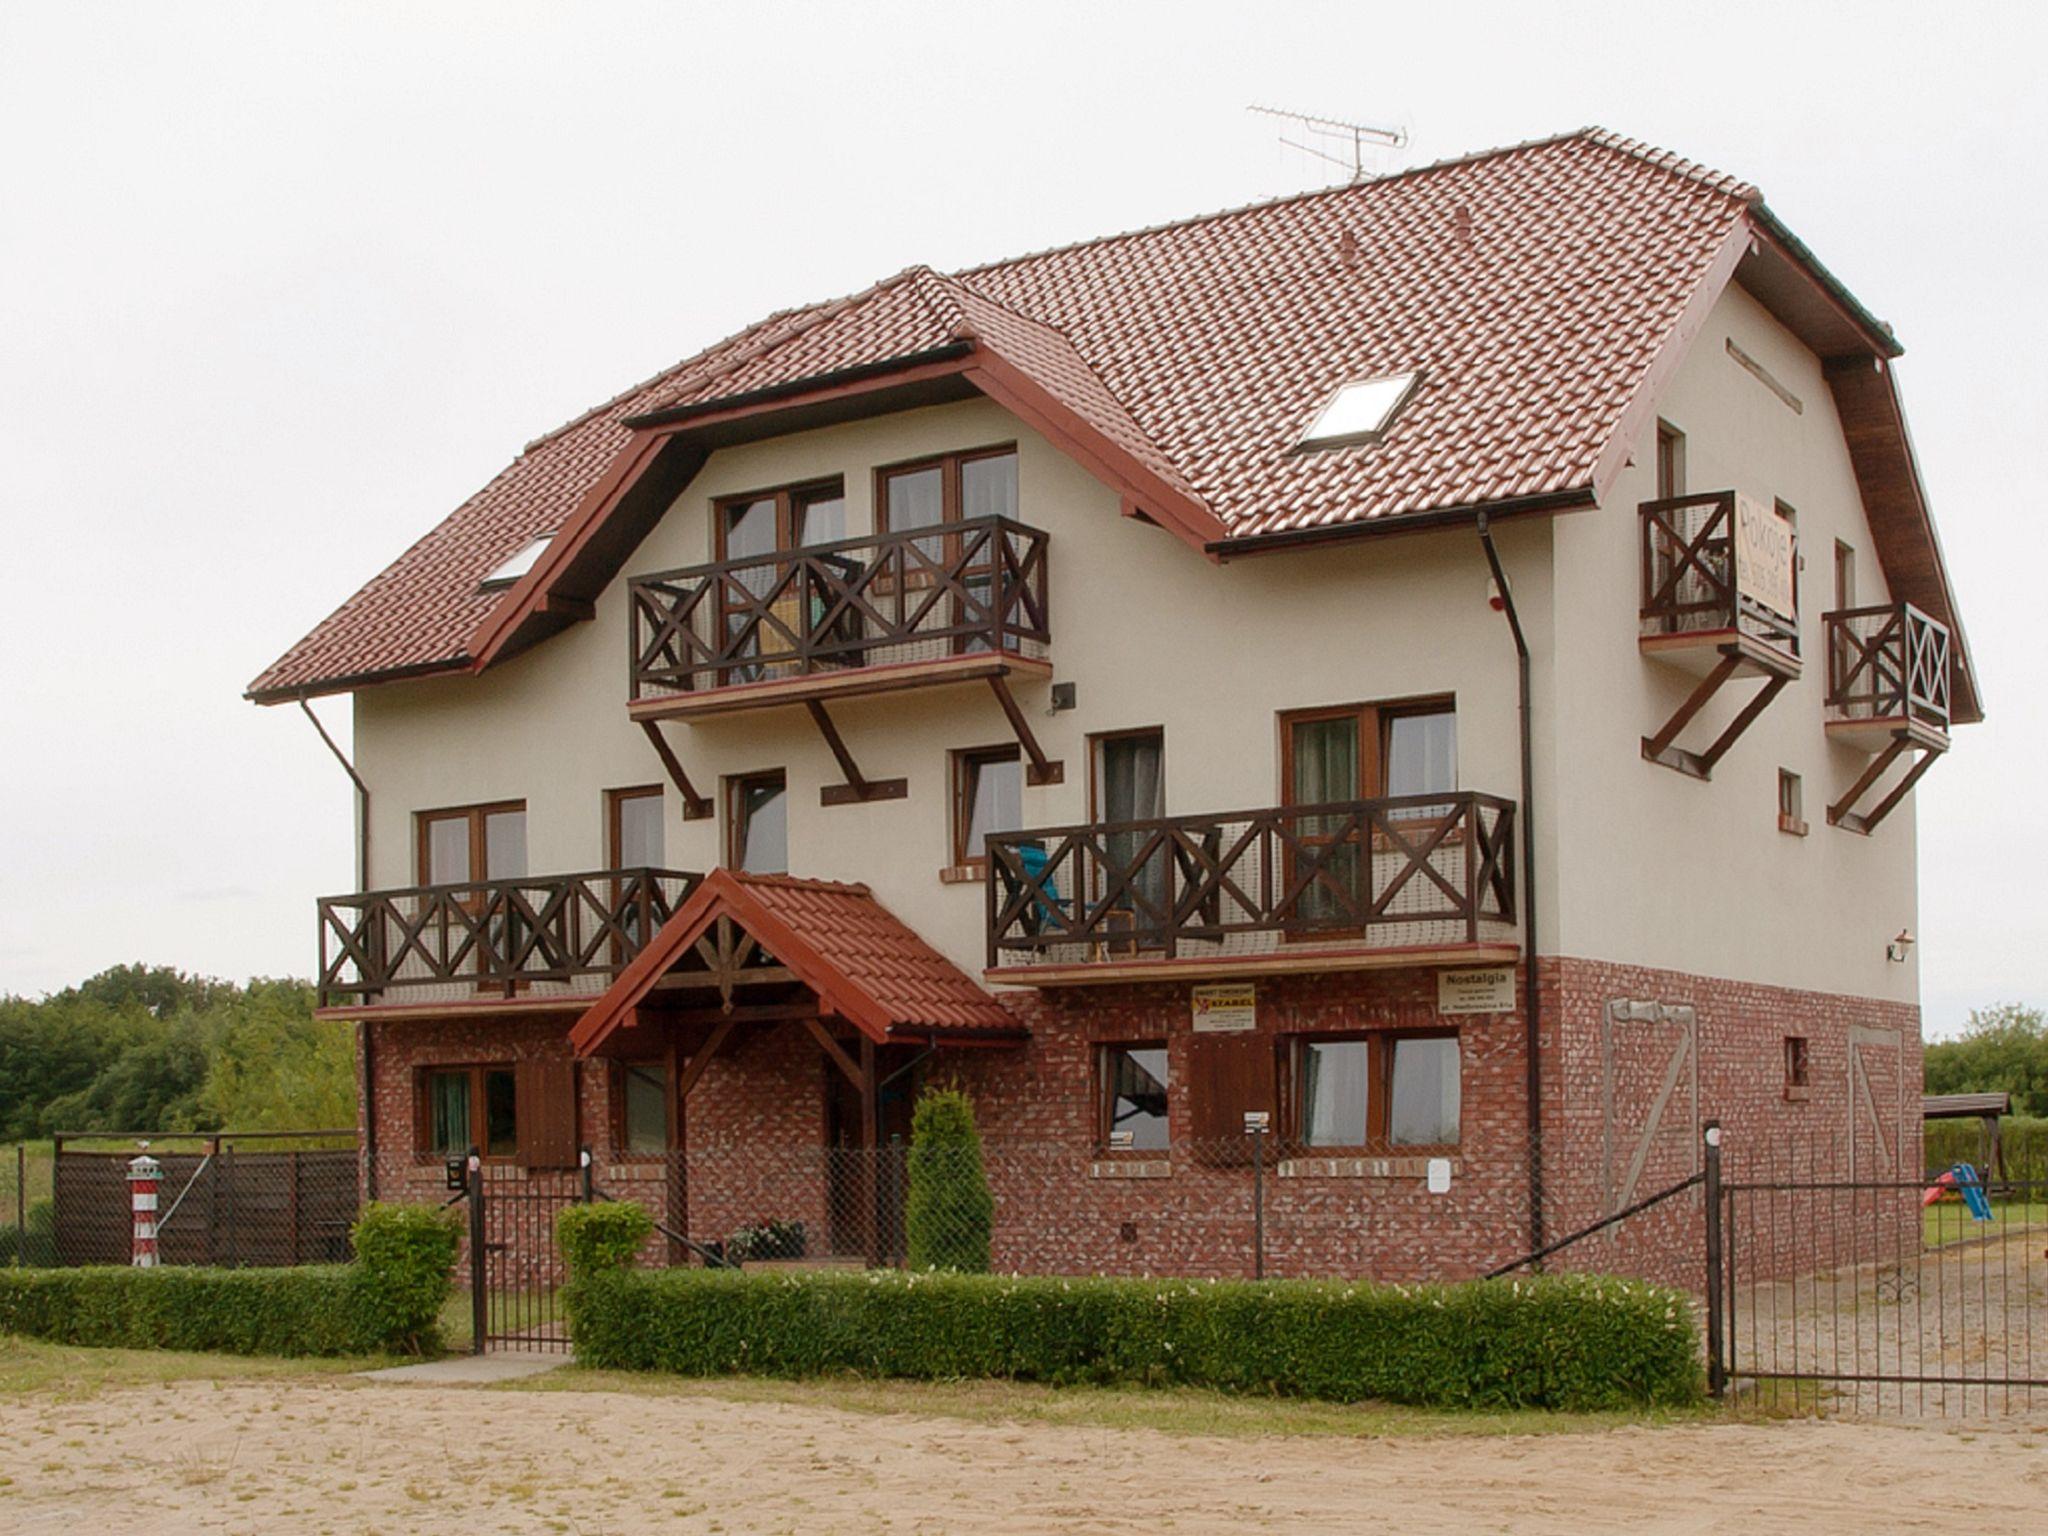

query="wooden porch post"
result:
[860,1036,880,1267]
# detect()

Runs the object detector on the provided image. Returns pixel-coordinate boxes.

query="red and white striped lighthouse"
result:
[127,1149,161,1267]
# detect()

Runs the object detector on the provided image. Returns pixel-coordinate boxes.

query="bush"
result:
[558,1201,654,1279]
[905,1089,993,1272]
[727,1219,807,1263]
[1924,1115,2048,1178]
[565,1267,1702,1411]
[0,1201,460,1358]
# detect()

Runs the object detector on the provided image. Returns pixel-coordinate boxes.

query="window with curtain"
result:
[421,1065,517,1158]
[1094,729,1166,918]
[1103,1044,1169,1150]
[1386,1036,1460,1146]
[1284,712,1363,923]
[954,746,1022,867]
[417,803,526,886]
[1299,1038,1371,1147]
[608,786,664,869]
[727,771,787,874]
[1383,707,1457,822]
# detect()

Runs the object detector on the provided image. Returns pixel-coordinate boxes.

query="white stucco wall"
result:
[1547,281,1919,1005]
[354,395,1547,980]
[350,279,1926,1005]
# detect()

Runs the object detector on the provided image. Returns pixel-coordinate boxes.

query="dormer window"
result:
[1297,371,1420,450]
[479,532,555,589]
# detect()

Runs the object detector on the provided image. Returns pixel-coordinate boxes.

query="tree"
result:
[1924,1003,2048,1117]
[905,1088,994,1272]
[200,980,354,1131]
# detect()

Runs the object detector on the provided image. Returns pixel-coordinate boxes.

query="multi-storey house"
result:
[250,130,1978,1285]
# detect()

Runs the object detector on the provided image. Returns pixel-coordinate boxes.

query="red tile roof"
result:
[568,870,1021,1055]
[249,129,1937,704]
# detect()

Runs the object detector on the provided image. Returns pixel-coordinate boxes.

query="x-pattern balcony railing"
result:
[986,793,1517,970]
[317,867,701,1009]
[1640,491,1800,659]
[628,515,1050,701]
[1825,601,1951,735]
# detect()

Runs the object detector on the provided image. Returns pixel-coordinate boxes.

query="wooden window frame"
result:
[1282,1030,1461,1153]
[711,476,849,562]
[413,1062,517,1161]
[1277,697,1457,806]
[1777,769,1808,837]
[605,784,664,870]
[948,744,1022,877]
[610,1057,673,1158]
[1783,1036,1812,1102]
[724,769,788,872]
[1833,539,1857,611]
[1097,1040,1171,1152]
[414,800,526,887]
[1088,726,1166,824]
[873,443,1019,534]
[1656,420,1686,501]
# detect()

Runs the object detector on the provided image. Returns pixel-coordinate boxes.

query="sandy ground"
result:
[2,1379,2047,1535]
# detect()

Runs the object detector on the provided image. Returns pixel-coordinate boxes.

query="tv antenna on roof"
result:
[1248,105,1407,183]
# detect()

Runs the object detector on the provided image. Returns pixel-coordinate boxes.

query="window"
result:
[1101,1044,1169,1150]
[1387,1035,1461,1146]
[727,771,787,874]
[416,802,527,886]
[1300,1038,1370,1147]
[616,1061,670,1154]
[1777,770,1807,837]
[607,785,664,869]
[1833,540,1857,611]
[1286,1033,1460,1150]
[952,746,1022,869]
[877,446,1018,532]
[1784,1036,1811,1099]
[1280,700,1455,923]
[1298,372,1419,450]
[479,532,554,589]
[421,1065,517,1158]
[714,478,848,560]
[1092,728,1167,918]
[1656,421,1686,500]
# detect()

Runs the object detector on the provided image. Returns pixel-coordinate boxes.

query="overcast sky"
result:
[1,1,2041,1035]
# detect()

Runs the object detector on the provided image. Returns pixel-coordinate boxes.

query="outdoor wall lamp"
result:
[1886,929,1915,963]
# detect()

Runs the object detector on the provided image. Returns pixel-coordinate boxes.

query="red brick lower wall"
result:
[359,957,1920,1294]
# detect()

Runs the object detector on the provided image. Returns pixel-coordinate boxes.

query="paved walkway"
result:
[357,1348,565,1384]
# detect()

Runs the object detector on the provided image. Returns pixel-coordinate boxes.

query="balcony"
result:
[316,867,701,1013]
[628,516,1051,719]
[985,793,1518,985]
[1638,491,1801,678]
[1824,602,1952,750]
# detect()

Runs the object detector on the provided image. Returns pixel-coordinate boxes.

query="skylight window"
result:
[1297,371,1420,450]
[479,532,554,589]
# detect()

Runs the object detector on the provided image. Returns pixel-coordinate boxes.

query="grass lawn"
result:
[502,1366,1718,1440]
[1922,1197,2048,1249]
[0,1334,374,1401]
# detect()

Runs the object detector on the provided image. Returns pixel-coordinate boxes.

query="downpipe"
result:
[1477,515,1544,1257]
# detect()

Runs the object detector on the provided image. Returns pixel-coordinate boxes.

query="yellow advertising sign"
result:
[1190,983,1257,1033]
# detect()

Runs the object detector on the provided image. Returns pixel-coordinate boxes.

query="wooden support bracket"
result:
[1828,730,1943,836]
[986,673,1064,785]
[805,700,908,806]
[638,720,714,820]
[1641,647,1792,781]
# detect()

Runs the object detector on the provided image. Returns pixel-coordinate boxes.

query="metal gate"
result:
[462,1152,588,1354]
[1715,1130,2048,1416]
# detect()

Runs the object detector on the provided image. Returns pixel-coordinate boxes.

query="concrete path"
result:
[357,1348,565,1384]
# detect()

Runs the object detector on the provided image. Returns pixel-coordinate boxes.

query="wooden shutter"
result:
[1184,1034,1277,1155]
[516,1058,579,1170]
[411,1070,433,1156]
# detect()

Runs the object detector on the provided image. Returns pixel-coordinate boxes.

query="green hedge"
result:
[0,1201,460,1358]
[1925,1115,2048,1177]
[566,1267,1702,1411]
[558,1201,654,1278]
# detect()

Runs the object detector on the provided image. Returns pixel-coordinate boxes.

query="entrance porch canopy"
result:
[567,868,1023,1057]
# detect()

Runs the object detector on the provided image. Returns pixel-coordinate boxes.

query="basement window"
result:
[479,532,555,589]
[1297,371,1420,450]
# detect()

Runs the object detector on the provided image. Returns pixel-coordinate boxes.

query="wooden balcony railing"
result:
[986,793,1517,973]
[316,867,701,1010]
[1640,491,1800,659]
[628,515,1051,702]
[1825,602,1951,735]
